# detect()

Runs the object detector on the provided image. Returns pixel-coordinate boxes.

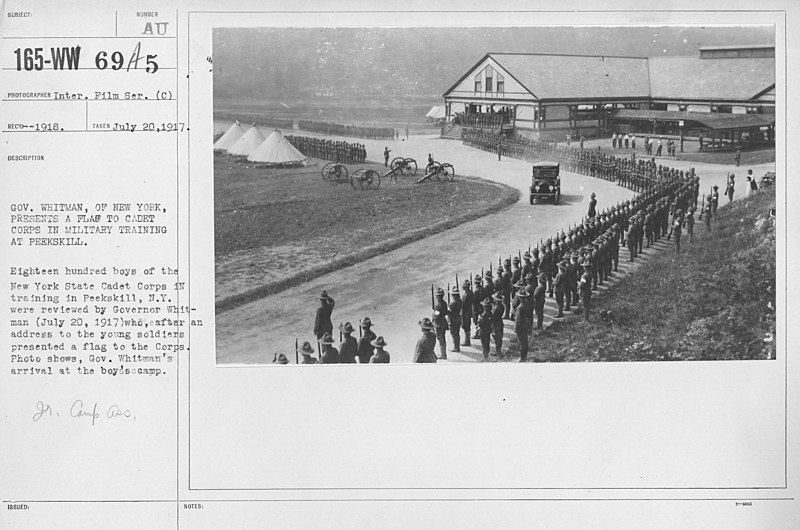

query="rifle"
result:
[447,283,451,304]
[430,284,434,311]
[498,255,502,269]
[295,338,299,365]
[358,319,362,338]
[339,322,342,343]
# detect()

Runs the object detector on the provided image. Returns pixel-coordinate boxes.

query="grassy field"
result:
[214,153,519,308]
[674,146,775,166]
[508,188,776,362]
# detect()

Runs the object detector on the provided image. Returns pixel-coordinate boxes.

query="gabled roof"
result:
[648,57,775,101]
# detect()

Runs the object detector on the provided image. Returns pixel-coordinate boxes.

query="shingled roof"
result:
[489,53,651,100]
[647,57,775,101]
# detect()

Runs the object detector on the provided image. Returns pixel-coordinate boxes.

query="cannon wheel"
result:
[359,169,381,190]
[402,157,418,176]
[322,162,337,180]
[350,168,365,189]
[334,164,348,181]
[441,163,455,182]
[390,157,406,173]
[426,161,442,181]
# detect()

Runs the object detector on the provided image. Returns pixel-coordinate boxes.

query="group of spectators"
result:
[285,135,366,164]
[452,111,509,129]
[298,120,397,140]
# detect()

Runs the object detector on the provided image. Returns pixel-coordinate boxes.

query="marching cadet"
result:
[702,198,714,237]
[626,214,637,262]
[711,185,720,220]
[511,256,522,291]
[644,206,655,248]
[432,287,450,359]
[413,318,438,363]
[448,286,462,353]
[533,273,547,330]
[554,260,568,318]
[357,317,376,364]
[471,275,485,339]
[460,279,473,347]
[672,208,684,253]
[514,289,532,362]
[317,332,340,364]
[369,336,390,363]
[338,322,358,363]
[502,259,513,320]
[478,298,494,360]
[313,290,336,340]
[531,246,541,277]
[569,252,581,311]
[579,261,594,322]
[635,213,645,255]
[611,225,621,272]
[491,292,505,356]
[539,244,553,297]
[299,341,317,364]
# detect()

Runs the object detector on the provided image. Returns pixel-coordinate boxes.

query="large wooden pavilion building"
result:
[442,45,775,147]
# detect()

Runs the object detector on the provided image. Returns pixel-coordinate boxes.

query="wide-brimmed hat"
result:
[492,292,504,302]
[557,261,567,270]
[319,290,332,301]
[418,318,435,331]
[713,185,719,189]
[512,256,520,263]
[591,192,596,198]
[481,297,493,307]
[462,279,471,288]
[525,272,535,281]
[522,251,531,259]
[474,275,483,284]
[371,336,387,348]
[360,317,372,328]
[516,289,530,298]
[484,270,493,279]
[532,247,540,254]
[319,332,336,345]
[300,341,315,355]
[435,287,445,297]
[537,273,547,283]
[274,353,289,364]
[514,280,525,288]
[504,258,511,265]
[451,285,461,295]
[340,322,355,334]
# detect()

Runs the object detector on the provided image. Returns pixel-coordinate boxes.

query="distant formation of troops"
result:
[298,119,397,141]
[285,135,366,164]
[462,128,696,193]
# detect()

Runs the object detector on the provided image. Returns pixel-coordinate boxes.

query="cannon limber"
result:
[321,162,349,182]
[350,168,382,190]
[387,157,418,180]
[415,160,455,183]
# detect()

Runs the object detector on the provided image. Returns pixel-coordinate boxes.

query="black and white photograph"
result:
[213,25,777,365]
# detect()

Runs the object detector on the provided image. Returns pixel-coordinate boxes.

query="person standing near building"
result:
[685,206,695,244]
[748,170,758,195]
[725,174,735,203]
[735,146,741,167]
[313,290,335,341]
[711,185,720,219]
[514,289,531,362]
[656,137,663,156]
[624,133,630,149]
[631,134,636,150]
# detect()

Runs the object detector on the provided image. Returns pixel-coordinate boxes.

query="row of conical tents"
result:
[214,121,308,166]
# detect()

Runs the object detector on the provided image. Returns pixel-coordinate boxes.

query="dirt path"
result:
[215,134,643,364]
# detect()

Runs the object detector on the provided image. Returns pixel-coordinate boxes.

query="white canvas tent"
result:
[247,129,307,166]
[426,105,446,121]
[213,121,246,151]
[227,124,266,156]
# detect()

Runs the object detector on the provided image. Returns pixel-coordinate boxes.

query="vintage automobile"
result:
[529,161,561,204]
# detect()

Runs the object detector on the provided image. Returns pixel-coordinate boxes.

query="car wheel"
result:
[530,195,535,205]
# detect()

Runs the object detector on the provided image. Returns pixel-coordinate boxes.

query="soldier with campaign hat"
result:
[317,332,340,364]
[579,261,594,321]
[554,260,568,318]
[491,292,505,356]
[511,256,522,288]
[531,247,541,277]
[711,185,720,220]
[413,318,438,363]
[432,287,449,359]
[299,341,317,364]
[272,353,290,365]
[685,206,696,244]
[448,285,463,353]
[369,336,390,363]
[514,289,532,362]
[672,208,684,253]
[338,322,358,363]
[357,317,376,364]
[502,259,513,320]
[471,275,485,339]
[521,251,533,280]
[460,279,473,347]
[533,273,547,330]
[539,244,554,297]
[478,297,494,359]
[313,290,336,340]
[483,270,496,299]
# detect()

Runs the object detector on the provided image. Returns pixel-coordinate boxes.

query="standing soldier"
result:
[471,275,485,340]
[313,290,335,340]
[539,244,554,297]
[569,251,581,311]
[491,292,505,356]
[357,317,376,364]
[711,185,720,220]
[317,332,340,364]
[460,279,473,347]
[448,286,462,354]
[432,287,449,359]
[299,341,318,364]
[644,206,655,248]
[554,260,568,318]
[673,209,684,253]
[702,197,714,236]
[478,298,494,360]
[685,206,695,244]
[627,220,637,261]
[369,337,390,363]
[588,192,598,218]
[338,322,358,363]
[579,261,594,322]
[611,225,620,272]
[533,273,547,330]
[413,318,438,363]
[502,259,513,320]
[483,270,495,299]
[531,247,541,277]
[514,289,531,362]
[383,146,391,167]
[511,256,522,291]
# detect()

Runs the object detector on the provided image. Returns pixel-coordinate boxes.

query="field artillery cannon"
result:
[387,157,418,180]
[416,160,455,184]
[350,168,382,190]
[321,162,349,182]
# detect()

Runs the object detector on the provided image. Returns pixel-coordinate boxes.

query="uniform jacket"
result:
[447,297,462,327]
[515,299,531,332]
[461,288,474,319]
[369,350,390,363]
[357,329,376,364]
[433,298,449,329]
[413,332,438,363]
[313,302,335,336]
[318,346,340,364]
[338,335,358,363]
